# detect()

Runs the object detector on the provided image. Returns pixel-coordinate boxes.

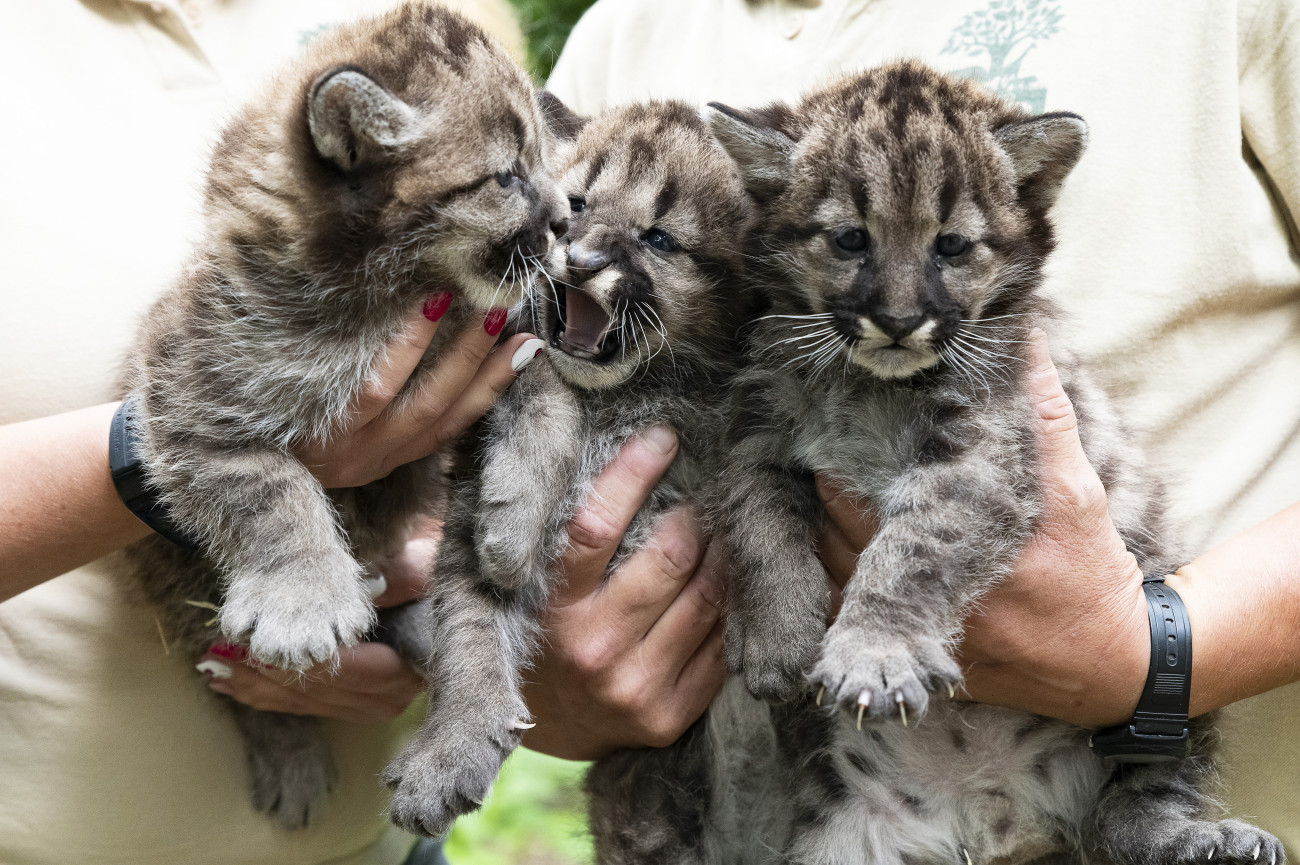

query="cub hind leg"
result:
[1087,719,1285,865]
[587,719,715,865]
[228,701,337,830]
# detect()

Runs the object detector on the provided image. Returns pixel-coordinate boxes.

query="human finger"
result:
[256,643,422,699]
[1025,330,1104,504]
[671,620,727,712]
[376,332,543,471]
[353,293,453,428]
[640,537,726,669]
[198,650,388,722]
[815,474,879,551]
[593,507,707,638]
[357,308,509,446]
[552,426,680,602]
[816,518,860,590]
[370,536,439,608]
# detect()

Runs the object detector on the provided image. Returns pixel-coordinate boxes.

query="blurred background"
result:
[441,2,596,863]
[508,0,598,80]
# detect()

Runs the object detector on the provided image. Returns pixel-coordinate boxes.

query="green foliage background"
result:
[506,0,598,80]
[441,4,596,863]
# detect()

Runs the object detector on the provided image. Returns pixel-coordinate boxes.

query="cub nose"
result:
[869,311,925,341]
[567,241,610,274]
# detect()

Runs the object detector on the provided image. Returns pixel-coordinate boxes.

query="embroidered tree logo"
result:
[941,0,1063,113]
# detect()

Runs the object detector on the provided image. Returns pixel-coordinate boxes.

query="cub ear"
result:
[538,90,587,141]
[993,111,1088,210]
[307,66,417,171]
[704,101,796,202]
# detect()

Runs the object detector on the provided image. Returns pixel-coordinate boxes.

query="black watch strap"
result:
[109,394,196,549]
[1090,576,1192,763]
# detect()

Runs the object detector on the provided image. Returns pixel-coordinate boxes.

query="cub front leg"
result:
[155,440,374,671]
[383,508,541,838]
[474,361,582,592]
[809,452,1033,726]
[718,438,828,703]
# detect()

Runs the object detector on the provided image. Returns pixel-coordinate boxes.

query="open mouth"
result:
[552,287,621,364]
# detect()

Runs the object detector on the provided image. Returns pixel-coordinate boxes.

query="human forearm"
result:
[1166,500,1300,716]
[0,402,150,601]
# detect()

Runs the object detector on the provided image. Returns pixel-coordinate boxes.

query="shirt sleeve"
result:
[1239,0,1300,248]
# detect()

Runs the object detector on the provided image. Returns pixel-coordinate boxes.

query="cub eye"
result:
[569,196,586,214]
[645,228,678,253]
[936,233,970,257]
[833,227,868,254]
[495,171,515,188]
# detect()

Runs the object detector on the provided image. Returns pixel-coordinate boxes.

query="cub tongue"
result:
[561,287,613,356]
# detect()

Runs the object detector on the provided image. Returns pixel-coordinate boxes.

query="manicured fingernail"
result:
[196,660,233,679]
[484,307,508,336]
[208,643,247,661]
[365,573,388,600]
[423,291,453,322]
[510,338,547,371]
[639,424,678,455]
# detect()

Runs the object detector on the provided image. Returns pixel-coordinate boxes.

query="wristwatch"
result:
[108,393,196,548]
[1089,576,1192,763]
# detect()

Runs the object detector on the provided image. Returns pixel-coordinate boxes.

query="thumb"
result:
[370,536,438,608]
[1025,329,1106,516]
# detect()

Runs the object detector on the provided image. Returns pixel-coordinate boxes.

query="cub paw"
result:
[727,612,825,704]
[221,563,375,671]
[808,625,960,727]
[382,720,523,838]
[1153,819,1285,865]
[247,729,337,830]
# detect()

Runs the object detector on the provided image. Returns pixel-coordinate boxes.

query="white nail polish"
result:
[196,660,233,680]
[365,573,388,600]
[510,338,547,372]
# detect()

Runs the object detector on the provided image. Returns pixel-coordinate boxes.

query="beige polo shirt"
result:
[0,2,521,863]
[549,0,1300,849]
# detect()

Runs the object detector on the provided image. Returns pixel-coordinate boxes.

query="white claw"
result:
[1253,844,1261,861]
[816,686,825,707]
[1208,848,1215,861]
[948,682,956,699]
[514,721,536,730]
[857,703,866,731]
[896,692,908,727]
[963,847,973,865]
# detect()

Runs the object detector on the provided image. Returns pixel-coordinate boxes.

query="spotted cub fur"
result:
[650,61,1281,865]
[119,2,571,828]
[381,100,756,838]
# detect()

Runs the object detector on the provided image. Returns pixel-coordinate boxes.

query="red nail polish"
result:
[534,346,544,358]
[484,307,508,336]
[208,643,248,661]
[423,291,453,322]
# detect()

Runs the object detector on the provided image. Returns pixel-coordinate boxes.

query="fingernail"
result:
[364,573,388,600]
[207,643,247,662]
[484,307,508,336]
[423,291,453,322]
[639,424,678,455]
[510,338,547,371]
[196,660,233,680]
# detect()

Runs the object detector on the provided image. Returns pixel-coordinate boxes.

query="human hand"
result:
[295,294,545,488]
[816,330,1149,728]
[521,427,728,760]
[198,535,437,722]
